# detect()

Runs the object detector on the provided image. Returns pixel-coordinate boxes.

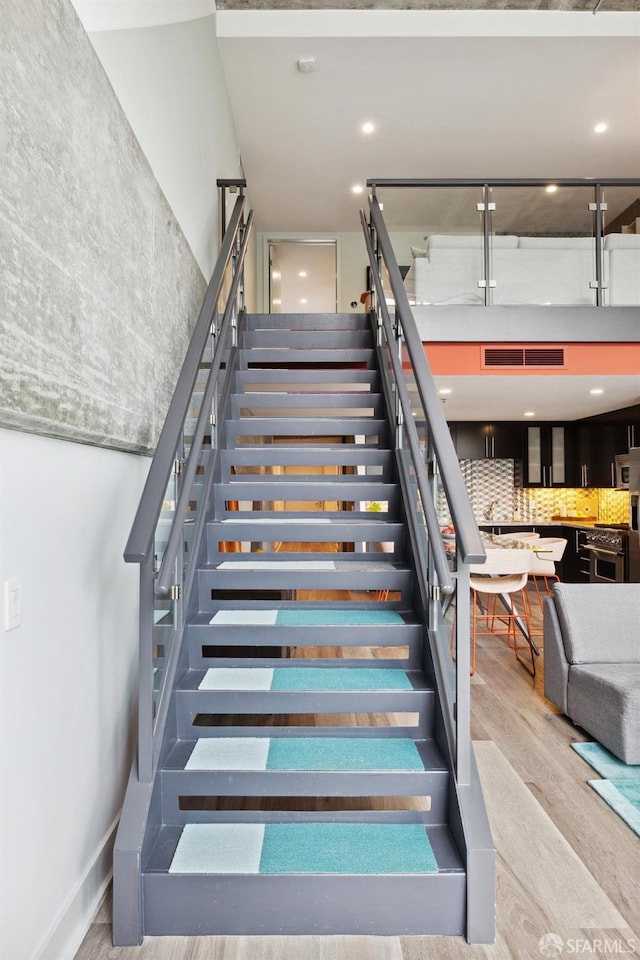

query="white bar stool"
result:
[467,548,533,674]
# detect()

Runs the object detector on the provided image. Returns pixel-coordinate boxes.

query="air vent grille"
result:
[524,348,565,367]
[482,346,566,369]
[483,348,524,367]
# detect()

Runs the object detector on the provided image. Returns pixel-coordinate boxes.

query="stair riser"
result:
[243,331,373,350]
[187,623,421,645]
[239,349,375,367]
[208,516,402,531]
[161,769,448,806]
[162,810,438,825]
[236,369,378,388]
[220,446,391,472]
[199,569,411,593]
[244,313,371,331]
[187,656,421,673]
[142,874,466,937]
[230,395,384,417]
[176,690,433,728]
[214,480,397,502]
[227,418,387,439]
[187,626,421,669]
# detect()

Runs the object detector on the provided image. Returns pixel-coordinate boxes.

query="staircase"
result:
[133,311,468,936]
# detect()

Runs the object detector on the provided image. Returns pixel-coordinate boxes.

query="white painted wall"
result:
[257,230,428,313]
[0,430,149,960]
[89,14,244,283]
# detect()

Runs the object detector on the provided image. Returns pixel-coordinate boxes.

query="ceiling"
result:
[216,8,639,420]
[431,374,640,421]
[217,13,640,233]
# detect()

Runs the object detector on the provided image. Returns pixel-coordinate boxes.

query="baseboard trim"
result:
[33,815,119,960]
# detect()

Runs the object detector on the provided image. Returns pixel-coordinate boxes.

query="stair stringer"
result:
[391,444,496,945]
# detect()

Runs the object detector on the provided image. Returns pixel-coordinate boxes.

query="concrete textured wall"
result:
[0,0,207,453]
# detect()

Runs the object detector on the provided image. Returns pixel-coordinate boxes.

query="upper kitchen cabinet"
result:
[572,404,640,487]
[572,422,627,488]
[524,424,570,487]
[452,422,523,461]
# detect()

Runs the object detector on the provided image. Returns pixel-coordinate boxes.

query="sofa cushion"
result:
[517,236,594,249]
[425,234,518,251]
[604,233,640,251]
[553,583,640,664]
[568,663,640,764]
[492,248,603,306]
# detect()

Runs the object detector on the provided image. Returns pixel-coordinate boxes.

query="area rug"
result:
[572,742,640,837]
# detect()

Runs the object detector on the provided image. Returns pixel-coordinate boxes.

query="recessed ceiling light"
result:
[546,184,558,194]
[361,121,375,135]
[272,270,281,280]
[524,411,535,417]
[438,388,452,395]
[300,298,308,304]
[297,57,317,73]
[298,270,307,278]
[272,298,281,305]
[351,184,364,195]
[594,122,608,134]
[590,388,604,395]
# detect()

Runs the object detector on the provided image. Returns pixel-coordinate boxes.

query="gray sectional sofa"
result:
[405,233,640,306]
[544,583,640,764]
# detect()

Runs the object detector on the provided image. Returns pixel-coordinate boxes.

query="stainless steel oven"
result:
[584,527,627,584]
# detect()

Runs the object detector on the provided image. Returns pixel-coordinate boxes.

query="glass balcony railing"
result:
[372,179,640,307]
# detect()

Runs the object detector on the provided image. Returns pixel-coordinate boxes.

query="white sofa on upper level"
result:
[404,233,640,306]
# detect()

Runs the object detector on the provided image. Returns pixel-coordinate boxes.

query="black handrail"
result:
[155,210,254,594]
[366,196,485,565]
[124,192,247,564]
[366,177,640,188]
[360,212,455,594]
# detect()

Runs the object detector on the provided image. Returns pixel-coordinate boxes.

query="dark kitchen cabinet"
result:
[560,526,590,583]
[523,424,571,487]
[572,422,626,488]
[452,422,523,461]
[572,404,640,487]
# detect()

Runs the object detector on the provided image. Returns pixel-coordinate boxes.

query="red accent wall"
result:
[421,343,640,375]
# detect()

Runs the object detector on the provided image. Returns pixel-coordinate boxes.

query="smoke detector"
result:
[297,57,317,73]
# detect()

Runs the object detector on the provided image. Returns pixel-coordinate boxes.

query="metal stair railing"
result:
[123,181,253,783]
[361,195,495,944]
[360,195,485,785]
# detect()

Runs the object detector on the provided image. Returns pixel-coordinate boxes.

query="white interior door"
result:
[269,240,337,313]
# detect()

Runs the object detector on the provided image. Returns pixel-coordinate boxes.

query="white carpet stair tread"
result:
[209,610,279,625]
[199,667,275,690]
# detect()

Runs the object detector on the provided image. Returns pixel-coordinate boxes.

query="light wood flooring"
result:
[74,588,640,960]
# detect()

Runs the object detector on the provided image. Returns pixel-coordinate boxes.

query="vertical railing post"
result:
[138,554,155,783]
[481,183,492,306]
[394,311,403,450]
[455,558,471,786]
[593,183,605,307]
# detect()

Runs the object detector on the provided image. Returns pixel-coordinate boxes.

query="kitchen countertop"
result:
[477,520,599,530]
